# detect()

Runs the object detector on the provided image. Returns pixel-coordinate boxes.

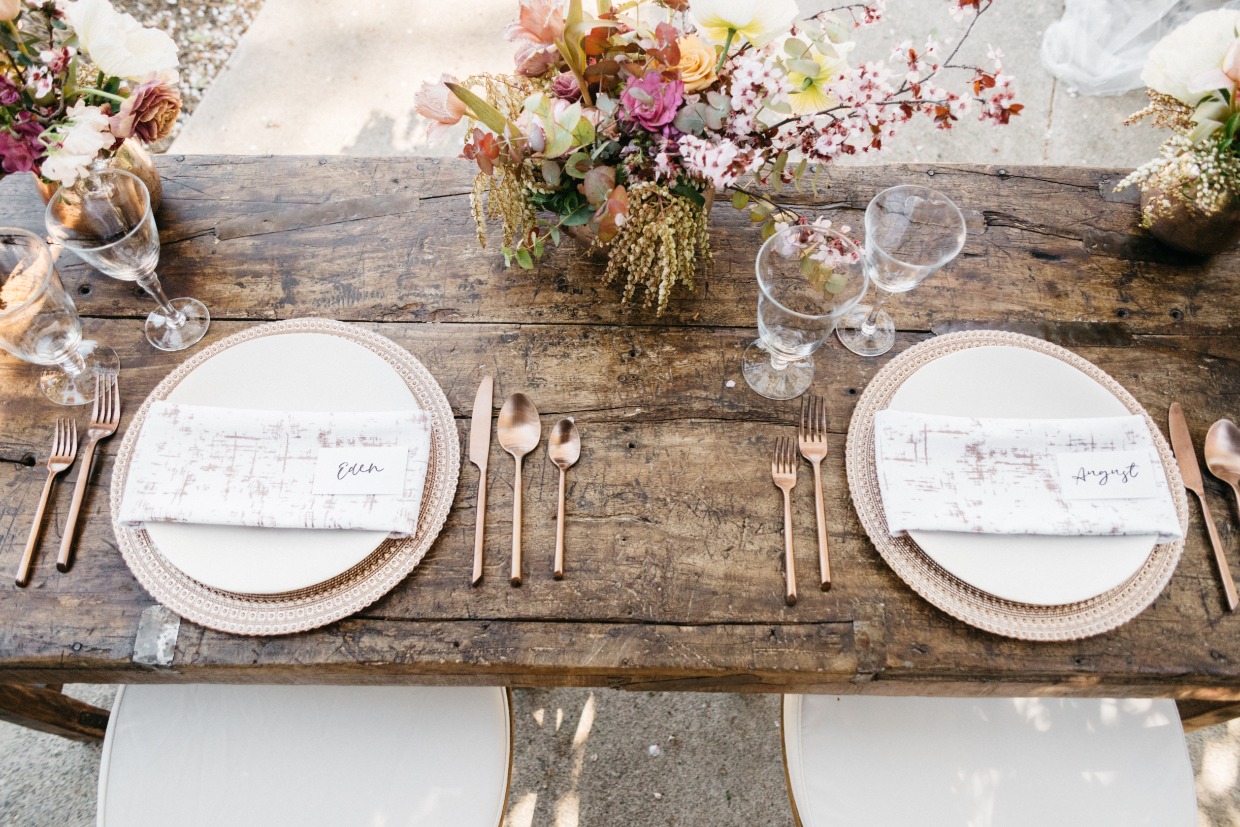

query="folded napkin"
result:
[118,402,432,536]
[873,410,1183,542]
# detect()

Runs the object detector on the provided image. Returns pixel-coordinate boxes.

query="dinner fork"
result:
[772,436,798,606]
[798,395,831,591]
[16,418,78,587]
[57,372,121,573]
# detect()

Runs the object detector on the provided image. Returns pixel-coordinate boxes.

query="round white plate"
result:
[889,345,1158,606]
[143,332,419,595]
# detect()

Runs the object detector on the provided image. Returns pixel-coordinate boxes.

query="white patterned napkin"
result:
[873,410,1183,542]
[118,402,432,536]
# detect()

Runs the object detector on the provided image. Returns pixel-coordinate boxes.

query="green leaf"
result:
[671,183,706,208]
[501,246,513,267]
[783,38,808,58]
[1227,112,1240,143]
[770,151,788,194]
[731,191,750,210]
[563,205,594,226]
[446,83,517,137]
[760,220,777,241]
[787,58,822,78]
[792,158,808,193]
[515,248,534,269]
[565,152,592,178]
[550,227,561,246]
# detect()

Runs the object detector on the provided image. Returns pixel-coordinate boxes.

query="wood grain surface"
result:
[1,157,1239,725]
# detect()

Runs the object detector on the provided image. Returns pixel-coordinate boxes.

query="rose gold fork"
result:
[771,436,798,606]
[798,394,831,591]
[16,418,78,587]
[57,372,120,573]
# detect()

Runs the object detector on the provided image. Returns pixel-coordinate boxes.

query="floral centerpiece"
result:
[0,0,181,187]
[1119,8,1240,255]
[417,0,1020,314]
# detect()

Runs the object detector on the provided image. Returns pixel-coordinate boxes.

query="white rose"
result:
[63,0,178,81]
[1143,8,1240,104]
[42,103,114,185]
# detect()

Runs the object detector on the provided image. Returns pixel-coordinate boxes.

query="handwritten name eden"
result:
[313,447,409,496]
[337,461,384,480]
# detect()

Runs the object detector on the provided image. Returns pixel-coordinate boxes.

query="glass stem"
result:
[56,346,87,378]
[861,289,892,336]
[138,272,186,328]
[768,353,790,371]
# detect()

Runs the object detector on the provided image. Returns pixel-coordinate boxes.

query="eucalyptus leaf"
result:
[787,58,822,78]
[783,38,808,58]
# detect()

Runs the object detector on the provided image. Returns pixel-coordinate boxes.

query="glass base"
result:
[38,340,120,406]
[836,305,896,357]
[146,298,210,352]
[742,340,815,400]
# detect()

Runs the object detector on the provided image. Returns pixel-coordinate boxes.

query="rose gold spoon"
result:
[1205,419,1240,519]
[497,393,540,586]
[547,418,580,580]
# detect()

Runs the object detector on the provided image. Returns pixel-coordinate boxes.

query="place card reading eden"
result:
[1055,450,1160,500]
[313,446,410,496]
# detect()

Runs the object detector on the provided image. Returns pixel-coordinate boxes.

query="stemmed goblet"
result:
[836,185,966,357]
[0,227,118,405]
[45,168,209,352]
[742,224,869,401]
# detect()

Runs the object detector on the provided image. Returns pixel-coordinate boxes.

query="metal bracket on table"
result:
[133,605,180,667]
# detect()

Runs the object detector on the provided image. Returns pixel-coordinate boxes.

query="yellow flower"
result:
[692,0,798,50]
[676,35,718,92]
[787,48,848,116]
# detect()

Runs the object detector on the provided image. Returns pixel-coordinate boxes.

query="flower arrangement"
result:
[418,0,1020,314]
[1119,9,1240,232]
[0,0,181,186]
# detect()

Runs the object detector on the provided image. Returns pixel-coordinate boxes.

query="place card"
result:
[312,446,409,496]
[1055,450,1160,500]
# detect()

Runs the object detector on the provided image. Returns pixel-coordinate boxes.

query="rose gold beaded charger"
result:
[109,318,459,636]
[845,330,1188,641]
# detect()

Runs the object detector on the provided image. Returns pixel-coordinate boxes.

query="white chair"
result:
[782,695,1196,827]
[97,684,511,827]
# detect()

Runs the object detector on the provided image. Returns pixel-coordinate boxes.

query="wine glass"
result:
[0,228,119,405]
[45,168,209,352]
[836,186,966,357]
[742,224,869,400]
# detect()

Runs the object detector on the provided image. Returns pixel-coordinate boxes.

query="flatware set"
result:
[470,380,581,586]
[16,418,77,587]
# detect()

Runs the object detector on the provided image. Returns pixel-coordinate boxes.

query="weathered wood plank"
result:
[0,685,108,741]
[0,159,1234,334]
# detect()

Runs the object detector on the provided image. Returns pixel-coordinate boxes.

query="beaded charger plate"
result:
[109,318,460,636]
[845,330,1188,641]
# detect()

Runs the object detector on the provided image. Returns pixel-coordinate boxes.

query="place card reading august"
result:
[312,447,410,496]
[1055,450,1160,500]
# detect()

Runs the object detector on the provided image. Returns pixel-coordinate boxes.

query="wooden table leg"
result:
[1177,699,1240,732]
[0,685,109,742]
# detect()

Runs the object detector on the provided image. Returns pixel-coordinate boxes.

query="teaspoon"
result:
[548,418,581,580]
[1205,419,1240,519]
[497,393,541,586]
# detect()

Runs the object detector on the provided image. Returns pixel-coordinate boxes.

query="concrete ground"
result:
[3,2,1236,826]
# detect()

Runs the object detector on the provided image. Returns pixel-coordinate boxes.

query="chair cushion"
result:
[98,685,510,827]
[783,696,1196,827]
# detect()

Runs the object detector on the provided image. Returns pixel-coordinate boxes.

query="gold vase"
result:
[1141,186,1240,256]
[34,139,162,209]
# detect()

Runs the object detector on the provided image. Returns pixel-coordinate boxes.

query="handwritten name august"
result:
[1071,463,1140,486]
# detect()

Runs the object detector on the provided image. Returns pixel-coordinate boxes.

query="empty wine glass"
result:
[0,228,119,405]
[45,168,209,352]
[836,186,966,357]
[742,224,869,400]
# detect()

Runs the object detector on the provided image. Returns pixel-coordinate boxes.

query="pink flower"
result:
[1190,38,1240,94]
[415,74,468,139]
[0,114,46,174]
[110,79,181,144]
[620,73,684,131]
[550,71,581,102]
[507,0,565,77]
[0,74,19,106]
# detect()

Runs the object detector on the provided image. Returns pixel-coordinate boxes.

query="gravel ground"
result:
[113,0,265,141]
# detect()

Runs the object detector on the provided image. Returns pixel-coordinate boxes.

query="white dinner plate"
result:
[888,345,1159,606]
[142,332,421,595]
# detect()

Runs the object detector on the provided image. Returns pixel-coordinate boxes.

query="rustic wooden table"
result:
[1,157,1239,742]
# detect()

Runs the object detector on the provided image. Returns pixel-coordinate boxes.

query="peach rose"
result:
[0,0,21,21]
[676,35,717,93]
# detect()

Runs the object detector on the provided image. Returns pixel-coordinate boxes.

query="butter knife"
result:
[1169,402,1239,612]
[469,376,494,586]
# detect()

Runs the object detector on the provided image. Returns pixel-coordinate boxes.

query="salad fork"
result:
[798,394,831,591]
[16,418,78,587]
[772,436,798,606]
[57,372,121,573]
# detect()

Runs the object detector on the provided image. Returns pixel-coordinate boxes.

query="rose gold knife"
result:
[469,376,493,586]
[1169,402,1239,612]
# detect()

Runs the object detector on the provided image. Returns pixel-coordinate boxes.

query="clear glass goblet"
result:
[836,185,966,357]
[742,224,869,400]
[0,228,119,405]
[45,168,210,352]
